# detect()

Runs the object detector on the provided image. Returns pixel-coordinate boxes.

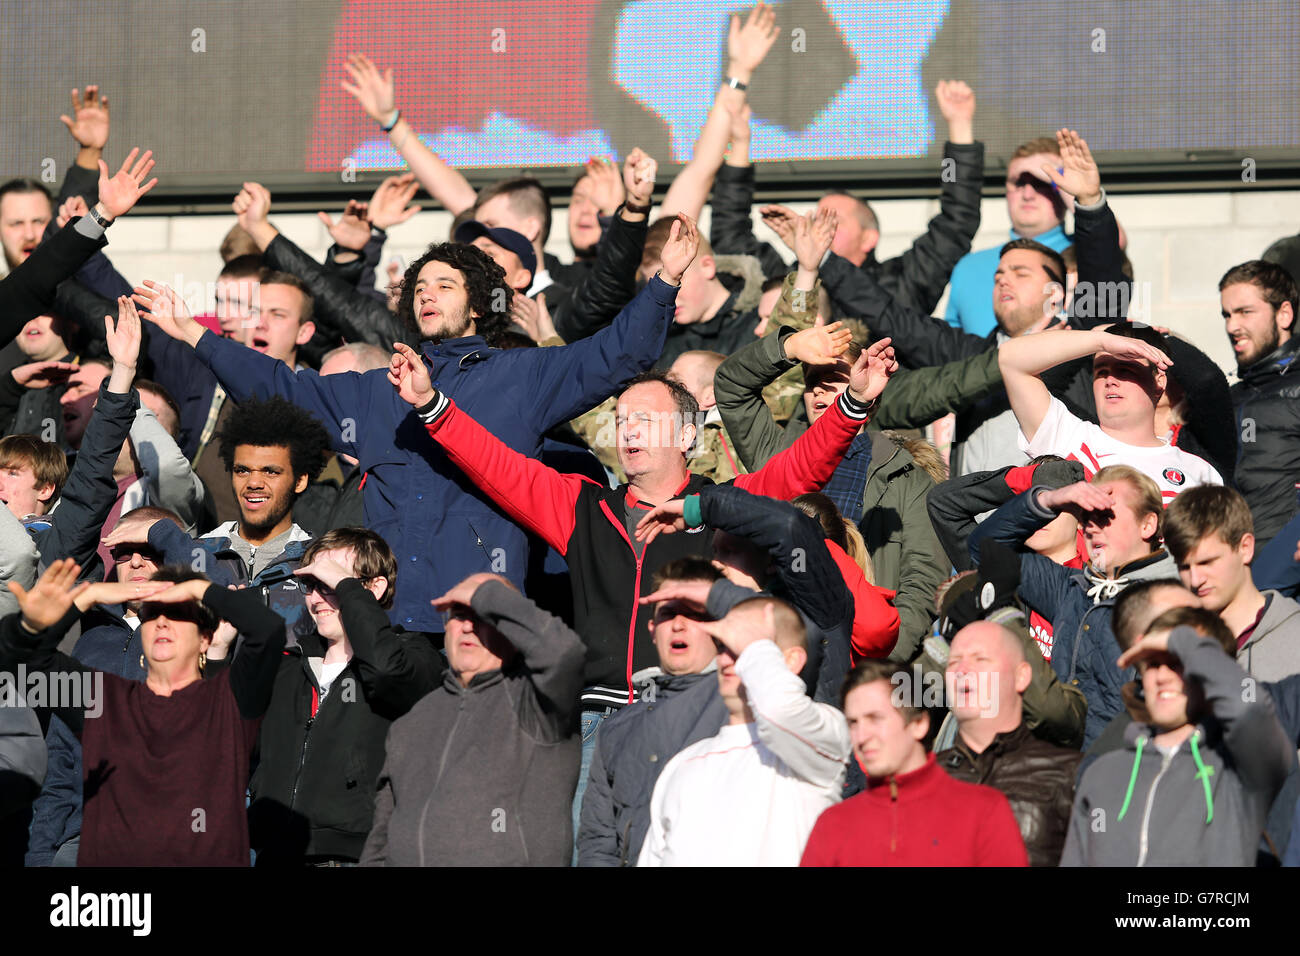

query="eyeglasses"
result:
[300,577,335,597]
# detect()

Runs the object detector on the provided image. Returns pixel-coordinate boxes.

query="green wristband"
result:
[682,494,703,530]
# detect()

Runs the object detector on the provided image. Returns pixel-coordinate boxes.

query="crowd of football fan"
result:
[1,6,1299,867]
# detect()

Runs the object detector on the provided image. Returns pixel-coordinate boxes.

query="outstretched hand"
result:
[1116,629,1174,672]
[318,200,371,251]
[634,498,689,546]
[293,554,353,592]
[1036,480,1116,518]
[784,322,852,366]
[1097,330,1173,371]
[341,53,397,124]
[12,360,77,390]
[1040,128,1101,207]
[105,295,143,369]
[638,578,712,611]
[583,156,624,216]
[511,292,556,343]
[60,85,110,150]
[727,2,780,79]
[847,337,898,404]
[793,208,836,272]
[8,559,89,633]
[658,214,701,285]
[145,578,211,605]
[368,173,421,230]
[759,205,799,251]
[388,342,435,407]
[132,281,204,346]
[431,572,505,612]
[96,147,158,219]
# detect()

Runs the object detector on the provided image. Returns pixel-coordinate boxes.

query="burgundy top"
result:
[78,668,260,867]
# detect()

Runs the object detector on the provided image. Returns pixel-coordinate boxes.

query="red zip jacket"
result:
[825,541,899,661]
[421,391,871,707]
[800,753,1028,866]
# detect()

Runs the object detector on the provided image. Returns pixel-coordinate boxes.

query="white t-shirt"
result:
[637,641,849,867]
[1020,397,1222,503]
[319,661,348,700]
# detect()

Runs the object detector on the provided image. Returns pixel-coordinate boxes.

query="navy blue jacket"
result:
[191,276,677,632]
[971,489,1177,748]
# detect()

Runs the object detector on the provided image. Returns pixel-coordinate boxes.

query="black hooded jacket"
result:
[1231,335,1300,544]
[248,578,442,864]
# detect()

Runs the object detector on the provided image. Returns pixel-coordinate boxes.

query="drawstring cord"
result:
[1190,730,1215,824]
[1117,732,1215,825]
[1117,736,1145,821]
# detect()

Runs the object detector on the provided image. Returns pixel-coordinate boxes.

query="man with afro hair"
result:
[103,396,332,644]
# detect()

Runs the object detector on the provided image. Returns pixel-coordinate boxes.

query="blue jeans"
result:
[572,707,615,864]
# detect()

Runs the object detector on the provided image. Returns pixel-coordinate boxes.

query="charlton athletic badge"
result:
[1163,468,1186,486]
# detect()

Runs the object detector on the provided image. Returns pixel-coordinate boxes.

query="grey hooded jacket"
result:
[1062,628,1292,866]
[1239,590,1300,683]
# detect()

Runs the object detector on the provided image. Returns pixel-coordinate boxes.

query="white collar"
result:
[526,268,553,298]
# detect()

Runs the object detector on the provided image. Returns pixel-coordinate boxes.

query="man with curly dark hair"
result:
[136,216,693,639]
[102,396,333,644]
[393,241,514,346]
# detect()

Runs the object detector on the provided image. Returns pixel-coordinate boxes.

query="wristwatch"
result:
[726,76,748,91]
[88,204,114,229]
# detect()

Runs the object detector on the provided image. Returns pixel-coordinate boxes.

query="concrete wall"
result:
[107,188,1300,379]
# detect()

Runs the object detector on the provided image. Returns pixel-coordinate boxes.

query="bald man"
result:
[936,620,1083,866]
[638,597,850,866]
[668,349,746,484]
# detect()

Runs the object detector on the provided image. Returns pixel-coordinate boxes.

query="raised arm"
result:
[736,336,895,499]
[547,150,654,342]
[706,608,849,788]
[997,327,1170,443]
[818,252,988,368]
[2,561,96,734]
[36,297,141,574]
[341,54,478,216]
[132,280,373,460]
[659,4,778,220]
[391,344,593,554]
[928,459,1084,571]
[0,147,156,342]
[304,567,443,715]
[523,217,695,431]
[232,181,410,349]
[458,576,587,722]
[697,483,849,631]
[883,82,984,316]
[129,406,205,532]
[201,584,287,719]
[715,323,852,470]
[1122,628,1294,797]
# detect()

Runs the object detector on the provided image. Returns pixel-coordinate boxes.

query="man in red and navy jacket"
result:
[387,313,897,718]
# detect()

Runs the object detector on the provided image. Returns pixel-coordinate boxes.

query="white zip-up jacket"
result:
[638,639,850,866]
